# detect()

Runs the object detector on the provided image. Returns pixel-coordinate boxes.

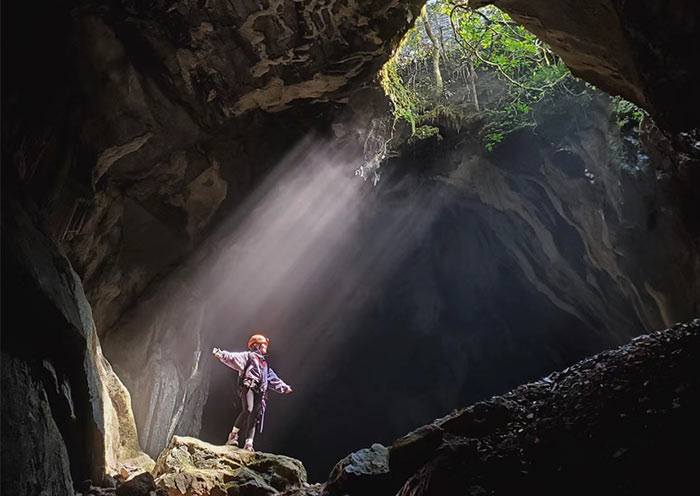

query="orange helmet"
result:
[248,334,269,350]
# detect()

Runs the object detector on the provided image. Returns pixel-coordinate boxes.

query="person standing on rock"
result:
[212,334,292,451]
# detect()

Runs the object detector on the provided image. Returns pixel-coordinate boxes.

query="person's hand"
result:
[285,386,293,394]
[212,347,222,359]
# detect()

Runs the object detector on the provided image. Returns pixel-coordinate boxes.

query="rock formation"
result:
[318,320,700,495]
[1,200,153,491]
[153,436,309,496]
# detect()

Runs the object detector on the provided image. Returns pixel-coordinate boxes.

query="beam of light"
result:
[192,135,448,448]
[106,132,447,455]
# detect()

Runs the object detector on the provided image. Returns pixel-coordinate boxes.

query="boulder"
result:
[324,444,392,496]
[436,399,515,438]
[153,436,307,496]
[389,425,443,480]
[116,472,156,496]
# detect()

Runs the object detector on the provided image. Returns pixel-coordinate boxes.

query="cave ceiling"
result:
[4,0,699,333]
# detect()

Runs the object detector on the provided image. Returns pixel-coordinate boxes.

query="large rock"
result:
[153,436,307,496]
[116,472,157,496]
[325,444,393,496]
[389,425,444,482]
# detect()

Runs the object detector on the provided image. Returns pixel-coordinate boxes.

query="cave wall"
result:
[2,201,106,489]
[0,200,153,491]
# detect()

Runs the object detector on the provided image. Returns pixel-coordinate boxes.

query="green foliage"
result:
[446,4,575,108]
[412,125,442,142]
[611,96,645,130]
[380,56,469,139]
[380,1,592,151]
[380,59,422,134]
[484,132,503,151]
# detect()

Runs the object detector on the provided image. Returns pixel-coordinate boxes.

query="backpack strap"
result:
[238,353,252,390]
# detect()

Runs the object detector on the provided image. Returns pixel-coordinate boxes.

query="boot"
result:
[243,438,254,452]
[225,429,239,446]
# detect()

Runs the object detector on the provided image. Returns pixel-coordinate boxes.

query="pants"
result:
[233,387,263,441]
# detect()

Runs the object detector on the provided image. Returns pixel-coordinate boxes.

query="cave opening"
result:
[2,0,699,494]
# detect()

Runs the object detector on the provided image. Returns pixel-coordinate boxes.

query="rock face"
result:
[1,200,107,490]
[1,354,75,495]
[312,320,700,495]
[1,199,152,492]
[98,337,156,475]
[153,436,308,496]
[470,0,700,132]
[396,320,700,495]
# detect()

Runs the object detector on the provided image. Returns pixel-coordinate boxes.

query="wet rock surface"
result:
[315,320,700,495]
[152,436,307,496]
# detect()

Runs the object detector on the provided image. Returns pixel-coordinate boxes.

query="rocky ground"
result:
[325,319,700,496]
[77,435,316,496]
[76,319,699,496]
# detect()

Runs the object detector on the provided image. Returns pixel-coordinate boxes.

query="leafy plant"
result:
[484,132,503,151]
[380,57,423,134]
[611,96,645,130]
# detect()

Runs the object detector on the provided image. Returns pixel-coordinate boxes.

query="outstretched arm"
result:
[268,367,292,394]
[212,348,249,373]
